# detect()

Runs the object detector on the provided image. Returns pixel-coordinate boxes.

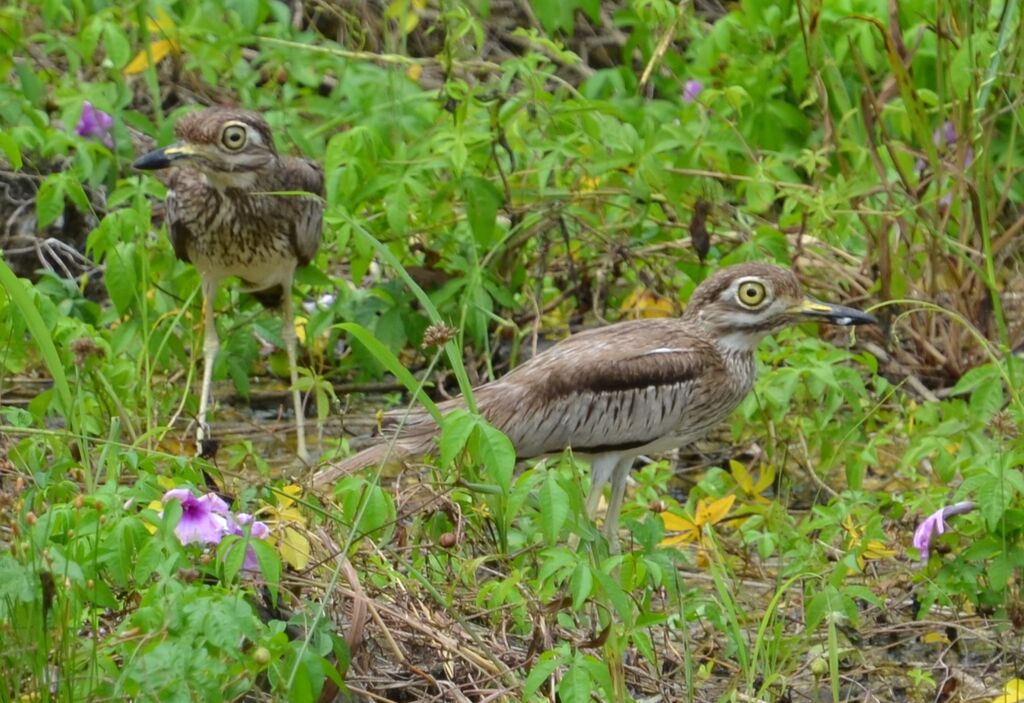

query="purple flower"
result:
[913,500,975,561]
[683,79,704,103]
[227,513,270,571]
[75,102,114,148]
[163,488,231,545]
[933,121,956,148]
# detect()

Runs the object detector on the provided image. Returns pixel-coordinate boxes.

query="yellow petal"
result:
[143,499,163,534]
[277,485,302,510]
[155,475,177,490]
[406,63,423,82]
[921,631,950,645]
[862,539,896,561]
[660,512,699,545]
[275,526,311,570]
[842,515,862,542]
[123,39,177,75]
[993,678,1024,703]
[619,287,675,319]
[146,7,177,34]
[752,463,776,493]
[696,494,735,526]
[730,460,755,493]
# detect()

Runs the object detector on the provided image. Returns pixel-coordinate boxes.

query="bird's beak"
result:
[791,297,877,326]
[132,143,196,170]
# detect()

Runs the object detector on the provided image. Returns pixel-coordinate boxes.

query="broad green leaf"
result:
[36,173,65,228]
[104,242,139,315]
[0,132,22,170]
[471,422,516,494]
[104,22,131,68]
[538,469,569,544]
[569,562,592,609]
[439,408,477,467]
[463,175,502,246]
[557,654,593,703]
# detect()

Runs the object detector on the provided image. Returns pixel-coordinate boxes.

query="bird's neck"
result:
[202,170,260,191]
[713,329,769,355]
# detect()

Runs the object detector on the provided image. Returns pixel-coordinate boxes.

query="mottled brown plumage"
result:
[313,263,875,550]
[134,107,324,460]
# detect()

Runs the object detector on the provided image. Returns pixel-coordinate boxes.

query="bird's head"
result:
[684,262,877,352]
[132,108,277,188]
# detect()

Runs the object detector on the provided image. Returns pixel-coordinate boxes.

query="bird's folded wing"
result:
[480,326,727,457]
[282,158,325,266]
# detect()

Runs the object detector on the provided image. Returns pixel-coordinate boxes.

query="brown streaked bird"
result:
[133,108,324,461]
[312,263,876,549]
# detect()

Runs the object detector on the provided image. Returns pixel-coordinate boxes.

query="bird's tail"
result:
[311,432,435,488]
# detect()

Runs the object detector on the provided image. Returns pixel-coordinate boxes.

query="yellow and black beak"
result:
[132,143,196,170]
[792,297,877,326]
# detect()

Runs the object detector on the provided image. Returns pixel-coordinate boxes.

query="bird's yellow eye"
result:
[220,124,247,151]
[736,280,767,308]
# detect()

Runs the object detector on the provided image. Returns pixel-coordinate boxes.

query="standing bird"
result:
[312,263,875,548]
[133,108,324,461]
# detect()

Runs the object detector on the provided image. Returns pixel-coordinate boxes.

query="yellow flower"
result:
[730,460,775,505]
[992,679,1024,703]
[661,494,736,567]
[620,287,677,319]
[843,515,896,569]
[257,485,311,570]
[124,9,180,75]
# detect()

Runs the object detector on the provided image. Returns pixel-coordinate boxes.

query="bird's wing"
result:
[315,320,731,484]
[477,320,728,457]
[165,169,206,263]
[281,157,325,266]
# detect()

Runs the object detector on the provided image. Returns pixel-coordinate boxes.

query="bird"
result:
[133,107,324,461]
[311,262,876,549]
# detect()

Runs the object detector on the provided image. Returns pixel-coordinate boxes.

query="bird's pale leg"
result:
[585,453,620,517]
[280,280,308,462]
[603,457,635,553]
[197,276,221,454]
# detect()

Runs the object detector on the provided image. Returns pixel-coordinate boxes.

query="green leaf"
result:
[0,556,37,619]
[337,322,439,420]
[569,562,592,609]
[557,653,593,703]
[338,477,396,543]
[539,469,569,544]
[0,132,22,170]
[439,408,477,467]
[36,173,66,228]
[0,259,73,422]
[463,176,502,246]
[104,241,139,315]
[523,648,566,697]
[104,22,131,68]
[744,178,775,213]
[471,422,516,494]
[805,585,842,631]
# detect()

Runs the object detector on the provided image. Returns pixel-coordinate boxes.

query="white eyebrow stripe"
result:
[644,348,684,355]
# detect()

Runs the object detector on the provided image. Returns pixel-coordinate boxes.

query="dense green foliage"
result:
[2,0,1023,700]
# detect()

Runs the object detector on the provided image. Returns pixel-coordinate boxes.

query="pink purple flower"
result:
[913,500,975,560]
[228,513,271,571]
[163,488,232,545]
[162,488,271,573]
[75,102,114,148]
[683,79,704,103]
